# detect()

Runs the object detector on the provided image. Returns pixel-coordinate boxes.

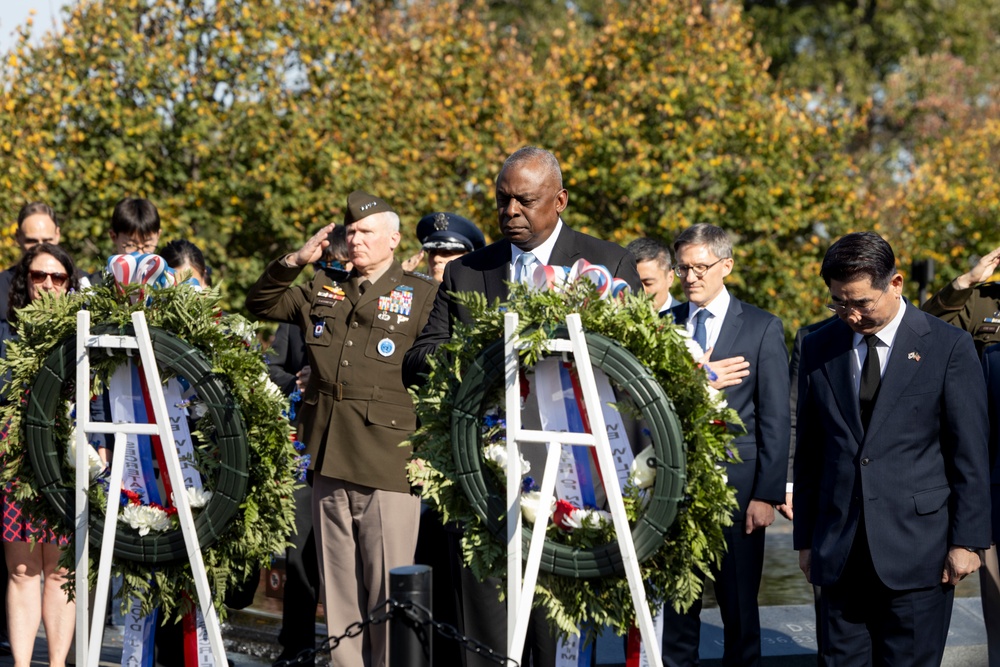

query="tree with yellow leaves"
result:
[0,0,863,331]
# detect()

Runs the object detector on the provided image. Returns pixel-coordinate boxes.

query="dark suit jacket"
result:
[403,226,640,384]
[981,343,1000,541]
[669,296,790,507]
[788,316,838,483]
[793,304,991,590]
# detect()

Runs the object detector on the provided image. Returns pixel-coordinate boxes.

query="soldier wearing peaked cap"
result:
[245,190,437,667]
[407,211,487,282]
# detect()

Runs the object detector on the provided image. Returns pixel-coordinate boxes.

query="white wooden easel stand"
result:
[503,312,662,667]
[74,310,226,666]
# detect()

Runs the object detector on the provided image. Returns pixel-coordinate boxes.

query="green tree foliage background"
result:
[5,0,996,333]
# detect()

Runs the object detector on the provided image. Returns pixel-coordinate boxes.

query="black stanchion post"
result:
[389,564,432,667]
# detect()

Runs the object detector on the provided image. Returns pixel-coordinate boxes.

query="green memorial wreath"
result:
[25,323,248,565]
[0,281,297,619]
[406,279,742,637]
[450,326,686,579]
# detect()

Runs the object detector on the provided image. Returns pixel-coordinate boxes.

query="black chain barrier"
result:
[272,598,519,667]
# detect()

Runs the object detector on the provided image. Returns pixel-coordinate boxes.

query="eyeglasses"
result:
[29,270,69,287]
[826,288,887,316]
[119,240,158,254]
[674,257,726,279]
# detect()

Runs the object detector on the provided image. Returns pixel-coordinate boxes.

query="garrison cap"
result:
[344,190,395,225]
[417,212,486,253]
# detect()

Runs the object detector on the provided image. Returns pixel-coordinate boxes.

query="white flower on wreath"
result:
[65,429,106,482]
[563,507,612,530]
[678,327,729,409]
[630,444,657,489]
[484,443,531,476]
[175,486,213,509]
[520,490,554,524]
[120,504,173,536]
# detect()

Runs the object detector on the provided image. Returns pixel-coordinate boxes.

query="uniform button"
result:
[389,325,395,331]
[345,340,353,347]
[351,322,358,329]
[861,457,870,466]
[341,360,349,367]
[391,419,397,426]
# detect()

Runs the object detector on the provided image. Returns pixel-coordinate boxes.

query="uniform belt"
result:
[316,379,410,404]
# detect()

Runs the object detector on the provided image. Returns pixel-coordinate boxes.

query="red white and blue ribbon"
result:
[109,252,215,667]
[532,357,636,667]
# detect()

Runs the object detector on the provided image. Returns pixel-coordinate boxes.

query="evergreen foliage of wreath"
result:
[0,281,297,621]
[406,280,741,637]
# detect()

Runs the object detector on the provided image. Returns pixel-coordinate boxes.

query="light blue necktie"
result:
[516,252,536,284]
[692,309,710,351]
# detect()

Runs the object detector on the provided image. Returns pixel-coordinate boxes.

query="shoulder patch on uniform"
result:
[405,270,436,284]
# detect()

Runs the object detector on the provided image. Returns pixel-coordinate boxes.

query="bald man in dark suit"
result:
[403,146,639,667]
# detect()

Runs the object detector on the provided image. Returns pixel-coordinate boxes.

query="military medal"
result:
[377,337,395,357]
[388,286,414,316]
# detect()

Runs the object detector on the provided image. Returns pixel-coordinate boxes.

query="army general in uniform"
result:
[246,191,437,667]
[921,244,1000,667]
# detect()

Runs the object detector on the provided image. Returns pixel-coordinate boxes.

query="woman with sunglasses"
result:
[1,242,80,667]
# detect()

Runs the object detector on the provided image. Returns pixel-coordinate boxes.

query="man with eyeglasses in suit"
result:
[662,223,791,667]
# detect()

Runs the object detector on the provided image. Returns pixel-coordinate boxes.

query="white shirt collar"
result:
[687,286,731,321]
[852,295,906,350]
[510,219,564,269]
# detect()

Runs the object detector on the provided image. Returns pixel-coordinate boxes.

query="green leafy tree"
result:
[539,1,865,333]
[0,0,863,333]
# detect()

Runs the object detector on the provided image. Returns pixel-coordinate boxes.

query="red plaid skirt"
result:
[2,484,68,546]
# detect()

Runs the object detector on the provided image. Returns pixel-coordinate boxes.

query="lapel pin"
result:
[907,351,921,361]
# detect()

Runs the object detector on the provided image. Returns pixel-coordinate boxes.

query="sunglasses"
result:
[29,270,69,287]
[314,259,350,282]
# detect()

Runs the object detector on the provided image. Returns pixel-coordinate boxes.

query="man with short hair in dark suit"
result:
[661,223,791,667]
[403,146,640,667]
[794,231,991,666]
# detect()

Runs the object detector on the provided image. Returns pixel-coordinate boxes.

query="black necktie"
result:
[359,279,372,295]
[859,334,881,431]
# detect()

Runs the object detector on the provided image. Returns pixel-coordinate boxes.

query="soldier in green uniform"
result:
[921,246,1000,355]
[245,190,437,667]
[921,245,1000,667]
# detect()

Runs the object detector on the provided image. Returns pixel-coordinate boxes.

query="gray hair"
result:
[673,223,732,260]
[500,146,563,189]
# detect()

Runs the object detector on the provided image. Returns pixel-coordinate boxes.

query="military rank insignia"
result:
[316,285,346,308]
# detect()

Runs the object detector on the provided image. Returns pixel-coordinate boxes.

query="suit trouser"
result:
[660,521,766,667]
[460,564,557,667]
[278,482,320,659]
[981,544,1000,667]
[313,475,420,667]
[818,520,953,667]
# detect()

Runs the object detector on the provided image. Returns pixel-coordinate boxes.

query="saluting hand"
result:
[953,246,1000,290]
[286,222,337,268]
